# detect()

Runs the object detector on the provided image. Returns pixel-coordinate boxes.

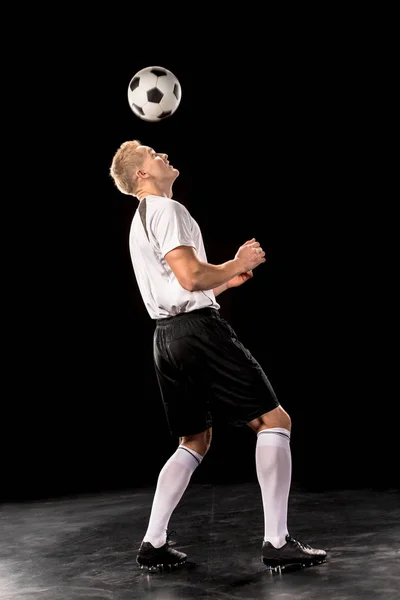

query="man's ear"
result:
[137,169,148,180]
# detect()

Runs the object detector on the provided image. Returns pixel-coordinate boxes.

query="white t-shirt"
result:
[129,195,221,319]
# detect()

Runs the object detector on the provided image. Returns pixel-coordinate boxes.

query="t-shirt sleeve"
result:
[153,201,196,257]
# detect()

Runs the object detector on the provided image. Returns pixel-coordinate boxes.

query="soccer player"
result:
[109,140,327,573]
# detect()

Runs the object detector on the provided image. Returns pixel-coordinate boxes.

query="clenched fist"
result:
[235,238,266,272]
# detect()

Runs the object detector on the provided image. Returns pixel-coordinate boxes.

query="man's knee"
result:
[247,405,291,433]
[179,427,212,457]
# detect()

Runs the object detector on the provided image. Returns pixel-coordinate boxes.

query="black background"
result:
[2,20,395,502]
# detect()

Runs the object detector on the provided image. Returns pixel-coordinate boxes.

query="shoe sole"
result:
[137,559,187,573]
[262,556,327,573]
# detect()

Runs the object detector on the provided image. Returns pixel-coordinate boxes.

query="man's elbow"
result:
[178,276,197,292]
[177,269,201,292]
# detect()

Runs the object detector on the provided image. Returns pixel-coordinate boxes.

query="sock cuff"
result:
[178,445,203,466]
[257,427,290,438]
[257,428,291,447]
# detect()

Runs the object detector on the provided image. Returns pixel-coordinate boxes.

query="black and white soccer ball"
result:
[127,66,182,122]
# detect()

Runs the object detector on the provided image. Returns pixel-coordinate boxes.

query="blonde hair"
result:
[109,139,143,195]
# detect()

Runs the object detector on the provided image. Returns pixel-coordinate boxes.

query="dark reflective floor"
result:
[1,483,399,599]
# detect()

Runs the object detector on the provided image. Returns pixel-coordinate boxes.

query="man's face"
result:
[137,145,179,183]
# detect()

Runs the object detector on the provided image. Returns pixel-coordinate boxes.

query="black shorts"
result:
[153,307,279,438]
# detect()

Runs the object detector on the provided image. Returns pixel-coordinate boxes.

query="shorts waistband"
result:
[155,307,220,325]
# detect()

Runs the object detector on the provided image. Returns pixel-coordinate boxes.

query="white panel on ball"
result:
[143,103,163,119]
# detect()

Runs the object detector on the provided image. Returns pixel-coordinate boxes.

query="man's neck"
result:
[136,186,172,200]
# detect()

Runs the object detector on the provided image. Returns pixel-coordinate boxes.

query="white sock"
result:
[256,427,292,549]
[142,445,202,548]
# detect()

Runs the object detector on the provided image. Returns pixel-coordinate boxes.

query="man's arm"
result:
[213,282,229,297]
[165,246,246,292]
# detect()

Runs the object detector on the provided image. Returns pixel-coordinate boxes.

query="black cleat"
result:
[136,533,187,573]
[262,534,327,573]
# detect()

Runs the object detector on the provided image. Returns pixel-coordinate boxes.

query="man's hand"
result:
[226,270,253,289]
[212,237,264,297]
[234,238,266,272]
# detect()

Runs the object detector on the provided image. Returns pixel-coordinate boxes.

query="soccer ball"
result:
[127,66,182,122]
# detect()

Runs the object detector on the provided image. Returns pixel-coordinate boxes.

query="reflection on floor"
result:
[0,483,399,600]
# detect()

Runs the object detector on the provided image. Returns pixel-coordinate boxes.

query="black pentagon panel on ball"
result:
[159,111,172,119]
[132,104,145,116]
[150,68,167,77]
[130,77,140,91]
[173,83,181,100]
[147,87,164,103]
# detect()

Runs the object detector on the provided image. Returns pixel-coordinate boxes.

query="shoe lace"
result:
[166,530,177,546]
[286,534,312,550]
